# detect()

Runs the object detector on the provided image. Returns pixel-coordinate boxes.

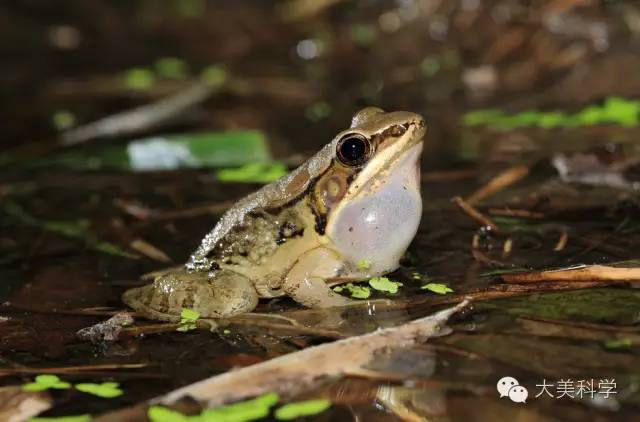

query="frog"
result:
[122,107,426,321]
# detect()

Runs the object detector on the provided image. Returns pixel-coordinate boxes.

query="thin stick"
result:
[553,231,568,251]
[501,264,640,283]
[0,363,149,377]
[488,208,544,219]
[61,84,213,146]
[466,164,529,204]
[452,196,498,230]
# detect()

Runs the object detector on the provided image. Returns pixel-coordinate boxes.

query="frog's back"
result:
[186,143,333,272]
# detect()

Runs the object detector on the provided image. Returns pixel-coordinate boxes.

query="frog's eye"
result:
[336,133,371,167]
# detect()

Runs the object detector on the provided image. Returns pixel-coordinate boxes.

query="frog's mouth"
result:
[344,124,425,200]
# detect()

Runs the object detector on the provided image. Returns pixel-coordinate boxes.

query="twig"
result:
[452,196,498,230]
[488,208,544,219]
[553,230,568,251]
[115,199,234,222]
[0,363,149,377]
[422,169,476,182]
[466,165,530,205]
[61,83,213,146]
[501,264,640,283]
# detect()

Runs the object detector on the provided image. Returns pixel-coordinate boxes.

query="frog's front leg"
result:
[283,247,359,308]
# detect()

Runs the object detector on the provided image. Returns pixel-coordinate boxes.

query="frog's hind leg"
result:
[122,268,259,321]
[283,247,357,308]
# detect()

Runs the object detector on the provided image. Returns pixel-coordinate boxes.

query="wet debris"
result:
[76,313,135,343]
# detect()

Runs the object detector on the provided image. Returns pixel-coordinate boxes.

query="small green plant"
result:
[604,338,633,349]
[29,415,91,422]
[368,277,403,294]
[421,283,453,295]
[177,308,200,332]
[148,392,280,422]
[123,67,155,90]
[274,399,332,420]
[356,259,371,270]
[333,283,371,299]
[75,382,123,398]
[23,375,71,392]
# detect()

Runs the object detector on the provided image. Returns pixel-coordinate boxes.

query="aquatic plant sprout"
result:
[368,277,403,294]
[463,97,640,129]
[177,308,201,332]
[421,283,454,295]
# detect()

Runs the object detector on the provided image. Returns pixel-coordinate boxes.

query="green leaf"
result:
[604,338,633,349]
[356,259,371,270]
[52,110,76,131]
[148,406,193,422]
[421,283,453,295]
[75,382,123,398]
[124,67,155,90]
[217,163,287,184]
[333,283,371,299]
[128,131,270,171]
[29,415,91,422]
[154,57,189,79]
[275,399,331,420]
[200,393,279,422]
[181,308,200,322]
[200,66,228,88]
[23,374,71,392]
[177,308,200,332]
[368,277,402,294]
[462,97,640,129]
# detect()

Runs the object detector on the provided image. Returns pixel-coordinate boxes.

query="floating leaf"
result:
[148,406,193,422]
[200,392,279,422]
[29,415,91,422]
[23,374,71,392]
[463,97,640,129]
[75,382,123,398]
[201,66,228,88]
[421,283,453,295]
[129,131,270,171]
[217,163,287,184]
[124,67,155,90]
[52,110,76,131]
[333,283,371,299]
[368,277,402,294]
[604,338,633,349]
[177,308,200,332]
[274,399,331,420]
[356,259,371,270]
[154,57,188,79]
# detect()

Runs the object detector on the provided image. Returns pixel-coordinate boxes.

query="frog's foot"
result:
[122,268,259,321]
[283,247,361,308]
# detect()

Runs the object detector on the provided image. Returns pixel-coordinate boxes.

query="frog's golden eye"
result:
[336,133,372,167]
